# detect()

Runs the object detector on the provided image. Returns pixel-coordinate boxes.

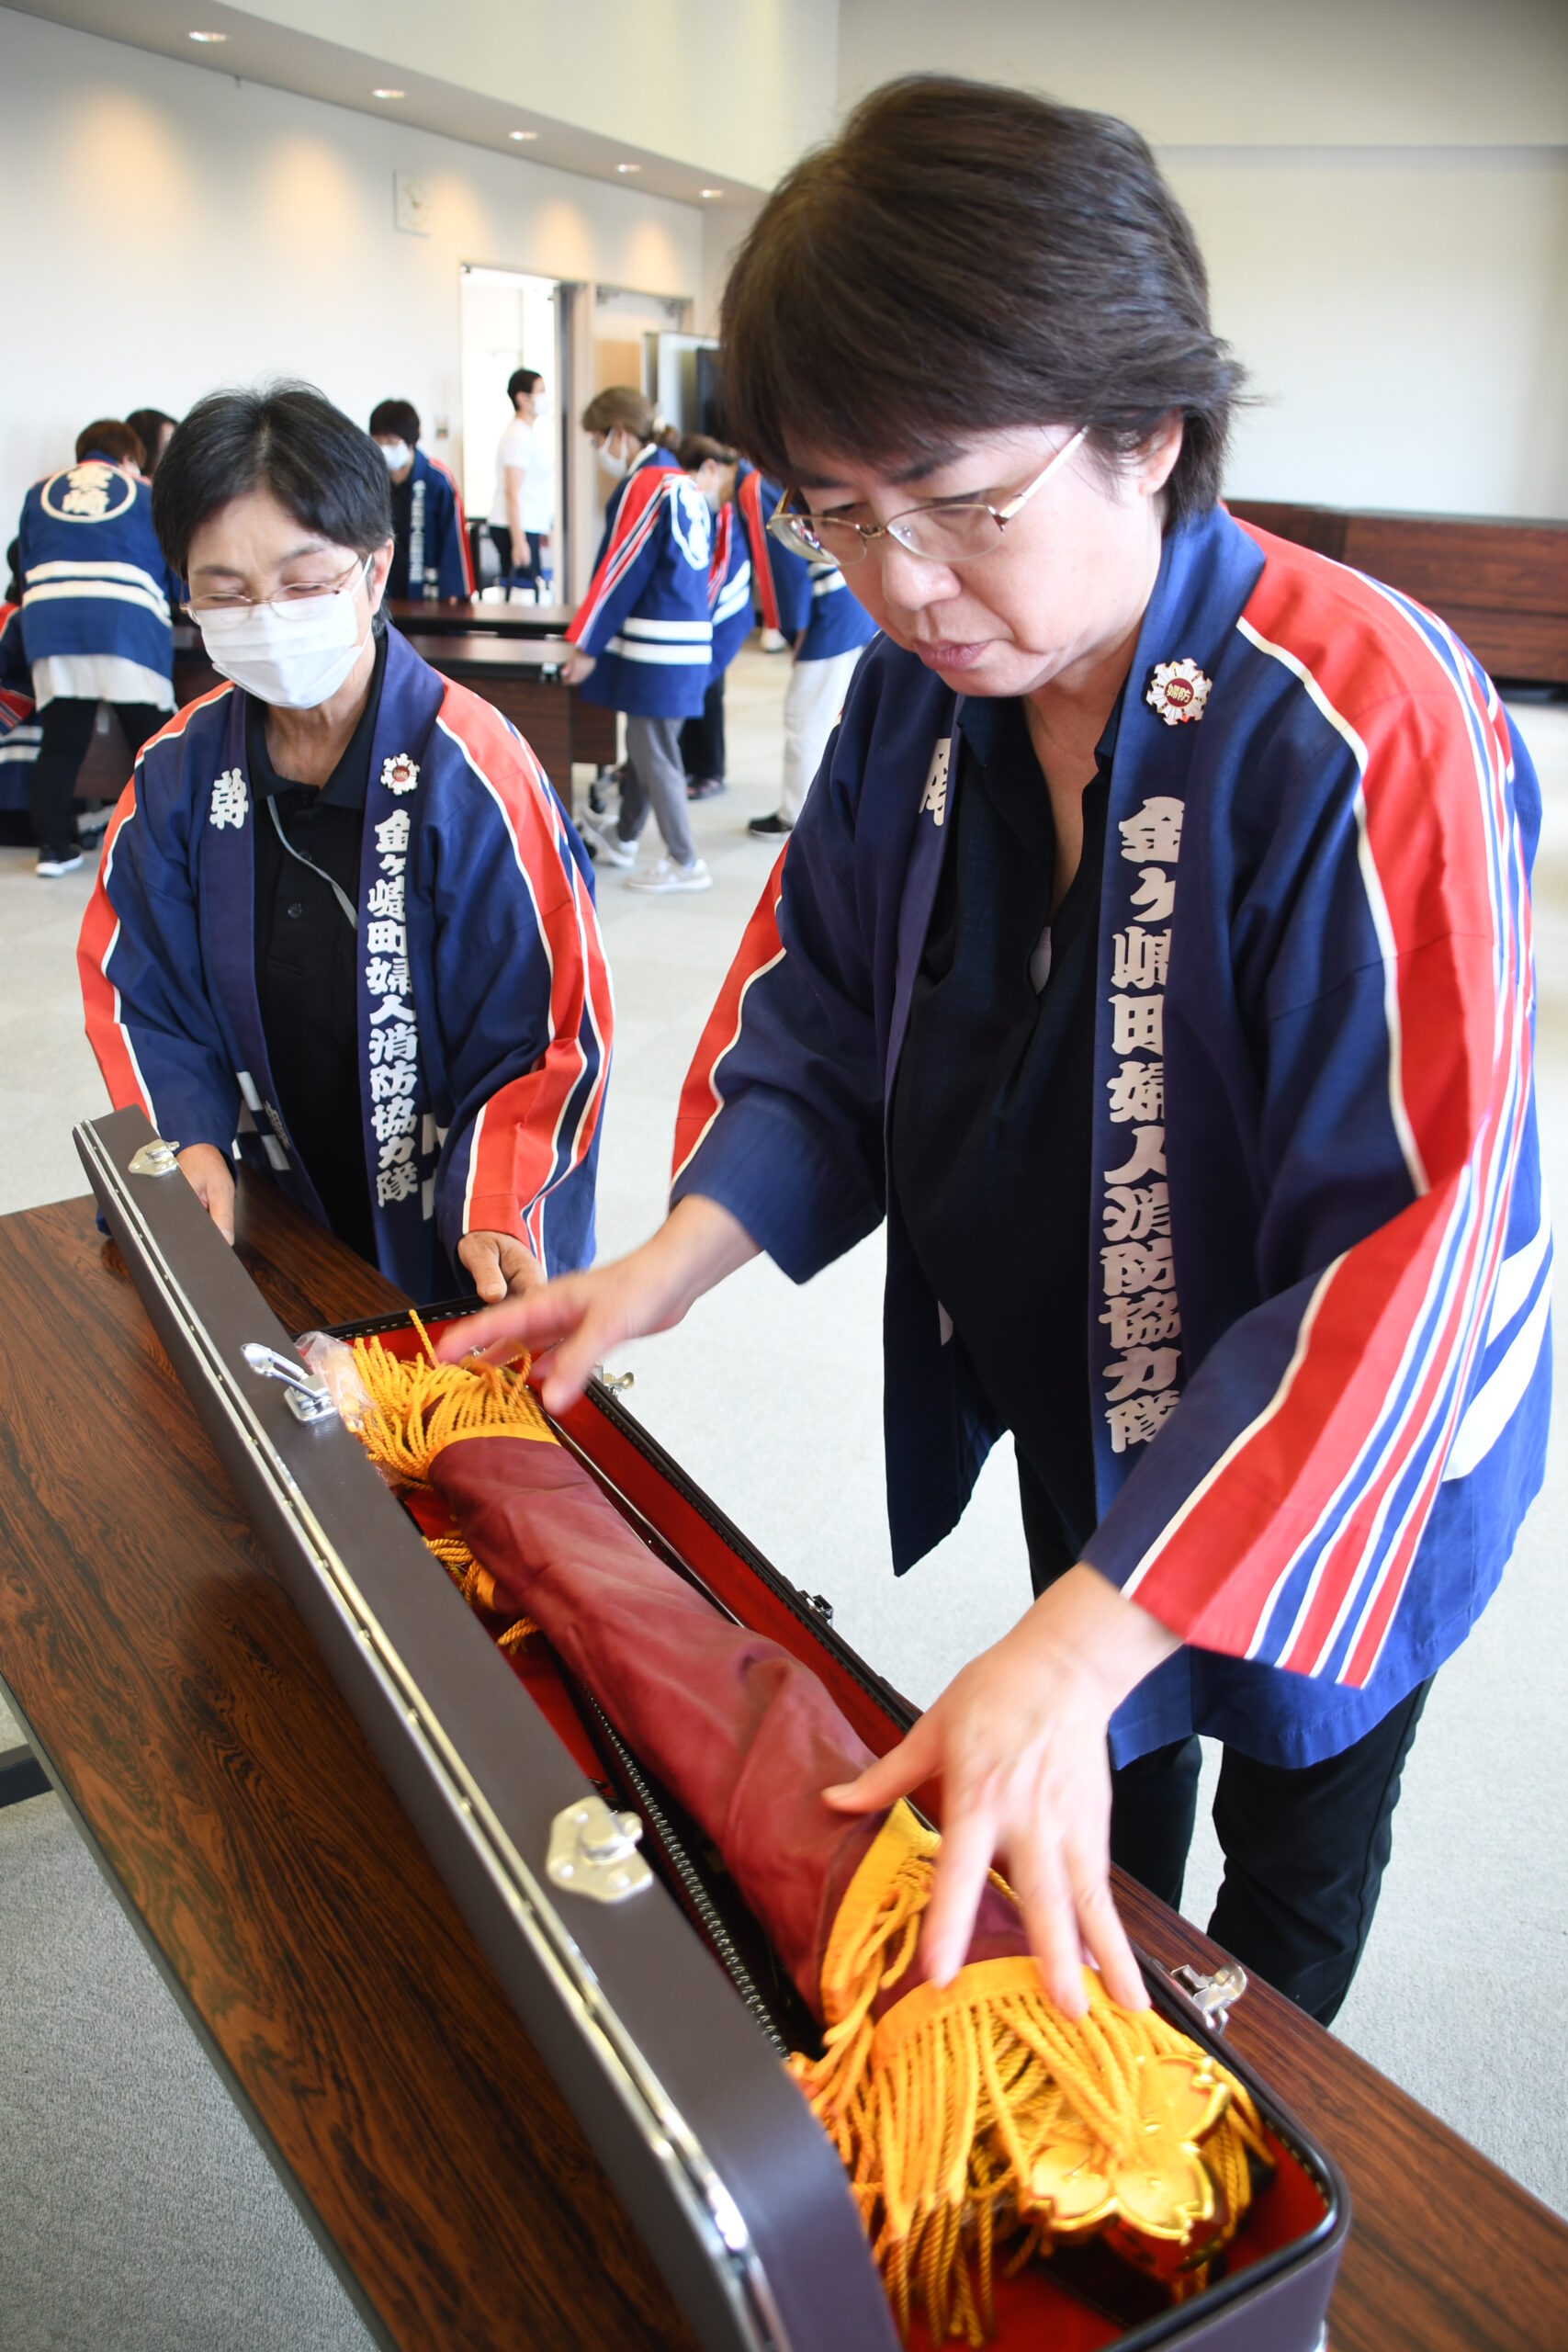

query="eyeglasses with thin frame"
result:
[186,551,370,616]
[766,427,1088,570]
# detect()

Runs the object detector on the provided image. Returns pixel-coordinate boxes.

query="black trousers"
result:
[30,697,165,860]
[680,676,726,785]
[1018,1454,1430,2025]
[489,525,544,591]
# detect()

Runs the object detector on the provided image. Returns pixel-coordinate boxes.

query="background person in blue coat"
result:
[78,383,612,1306]
[564,388,715,895]
[0,594,41,846]
[368,399,476,603]
[17,417,181,876]
[748,482,878,842]
[442,79,1548,2028]
[676,433,801,805]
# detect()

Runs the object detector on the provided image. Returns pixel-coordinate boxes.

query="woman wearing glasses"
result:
[79,383,612,1306]
[443,83,1547,2027]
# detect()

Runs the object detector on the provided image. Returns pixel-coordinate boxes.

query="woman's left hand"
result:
[457,1229,545,1303]
[560,649,595,686]
[823,1564,1179,2015]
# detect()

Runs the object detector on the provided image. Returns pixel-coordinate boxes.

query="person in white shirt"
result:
[487,369,556,598]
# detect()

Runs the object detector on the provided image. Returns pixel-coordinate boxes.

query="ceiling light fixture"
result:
[700,188,723,199]
[615,163,640,175]
[187,28,227,40]
[509,129,537,141]
[372,87,406,100]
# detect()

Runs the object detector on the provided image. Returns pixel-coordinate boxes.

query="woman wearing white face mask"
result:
[563,387,716,893]
[78,382,613,1308]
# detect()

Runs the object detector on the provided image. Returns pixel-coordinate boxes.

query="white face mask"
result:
[596,435,630,481]
[197,560,374,710]
[378,439,412,472]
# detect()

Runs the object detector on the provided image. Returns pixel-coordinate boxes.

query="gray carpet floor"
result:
[1,651,1564,2348]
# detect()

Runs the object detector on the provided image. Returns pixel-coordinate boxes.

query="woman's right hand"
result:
[434,1193,759,1414]
[177,1142,236,1244]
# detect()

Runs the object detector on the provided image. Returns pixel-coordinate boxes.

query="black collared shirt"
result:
[889,691,1120,1583]
[248,631,386,1264]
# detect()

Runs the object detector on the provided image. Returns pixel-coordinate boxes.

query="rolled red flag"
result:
[346,1339,1269,2345]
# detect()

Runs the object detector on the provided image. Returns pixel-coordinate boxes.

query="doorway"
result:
[459,266,563,595]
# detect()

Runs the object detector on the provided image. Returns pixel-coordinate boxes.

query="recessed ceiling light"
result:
[187,28,227,40]
[701,188,723,199]
[372,87,405,100]
[615,163,640,175]
[509,130,537,141]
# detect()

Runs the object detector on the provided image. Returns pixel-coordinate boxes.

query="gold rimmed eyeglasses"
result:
[766,428,1087,569]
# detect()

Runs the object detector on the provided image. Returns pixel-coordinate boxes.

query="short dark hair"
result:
[369,398,421,447]
[76,419,144,469]
[125,409,176,471]
[152,383,392,574]
[507,368,543,404]
[720,76,1245,531]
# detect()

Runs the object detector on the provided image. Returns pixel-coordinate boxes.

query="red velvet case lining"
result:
[373,1321,1331,2346]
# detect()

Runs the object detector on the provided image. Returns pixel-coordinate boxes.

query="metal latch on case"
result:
[547,1793,651,1903]
[128,1136,182,1176]
[1171,1961,1247,2032]
[242,1342,336,1423]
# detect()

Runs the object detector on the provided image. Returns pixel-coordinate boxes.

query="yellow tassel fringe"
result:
[790,1804,1271,2345]
[348,1324,551,1649]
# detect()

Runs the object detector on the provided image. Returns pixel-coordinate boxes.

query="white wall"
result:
[0,8,704,535]
[834,0,1568,519]
[1171,146,1568,514]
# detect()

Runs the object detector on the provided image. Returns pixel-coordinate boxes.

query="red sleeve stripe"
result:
[427,456,477,596]
[1271,590,1532,1680]
[737,471,781,632]
[435,691,613,1272]
[671,850,788,1184]
[77,684,236,1122]
[78,785,155,1118]
[1120,552,1531,1685]
[567,472,670,650]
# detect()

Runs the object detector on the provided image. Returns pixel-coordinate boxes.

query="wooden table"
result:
[1,1182,1564,2352]
[398,630,618,778]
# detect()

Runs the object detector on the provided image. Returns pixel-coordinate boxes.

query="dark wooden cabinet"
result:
[1230,503,1568,684]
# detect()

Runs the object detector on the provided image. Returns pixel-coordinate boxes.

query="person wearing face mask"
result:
[442,81,1548,2034]
[565,389,716,892]
[78,382,613,1306]
[368,399,475,604]
[16,418,182,876]
[674,433,807,803]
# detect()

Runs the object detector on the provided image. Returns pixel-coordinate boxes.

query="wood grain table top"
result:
[1,1182,1563,2351]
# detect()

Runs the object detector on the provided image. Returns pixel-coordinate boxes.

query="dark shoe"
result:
[37,850,84,877]
[685,775,725,801]
[747,812,793,837]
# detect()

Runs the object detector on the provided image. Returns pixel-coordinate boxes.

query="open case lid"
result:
[77,1107,1348,2352]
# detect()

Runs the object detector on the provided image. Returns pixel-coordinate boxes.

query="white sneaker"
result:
[580,816,637,870]
[626,856,712,895]
[37,851,84,877]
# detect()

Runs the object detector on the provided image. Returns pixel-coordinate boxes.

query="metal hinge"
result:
[128,1136,181,1177]
[1170,1960,1247,2031]
[242,1342,336,1424]
[547,1792,652,1904]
